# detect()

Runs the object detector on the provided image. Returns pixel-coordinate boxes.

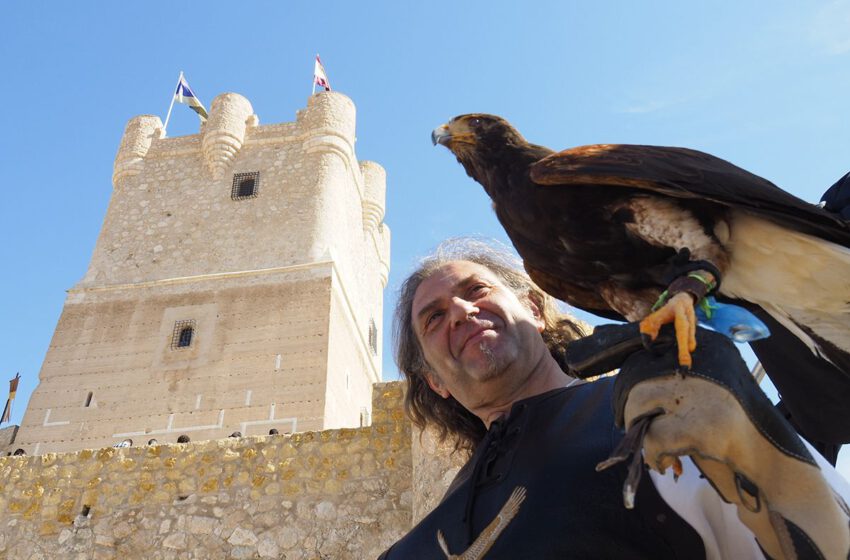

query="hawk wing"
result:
[529,144,850,247]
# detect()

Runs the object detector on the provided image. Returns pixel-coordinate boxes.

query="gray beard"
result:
[476,342,504,381]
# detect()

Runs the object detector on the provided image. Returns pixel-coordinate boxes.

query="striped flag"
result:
[174,74,209,121]
[313,55,331,91]
[1,373,20,424]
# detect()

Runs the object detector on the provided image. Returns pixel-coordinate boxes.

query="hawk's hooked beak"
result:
[432,124,451,146]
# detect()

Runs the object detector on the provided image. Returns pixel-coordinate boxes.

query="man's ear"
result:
[524,293,546,333]
[425,371,451,399]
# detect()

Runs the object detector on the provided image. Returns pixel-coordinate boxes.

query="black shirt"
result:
[379,377,705,559]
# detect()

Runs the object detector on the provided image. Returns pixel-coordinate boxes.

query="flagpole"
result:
[1,372,19,424]
[162,71,183,137]
[9,372,18,421]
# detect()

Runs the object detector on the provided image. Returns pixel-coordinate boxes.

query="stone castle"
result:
[0,92,464,558]
[13,91,391,455]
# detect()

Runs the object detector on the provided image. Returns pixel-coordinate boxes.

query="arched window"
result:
[178,326,193,347]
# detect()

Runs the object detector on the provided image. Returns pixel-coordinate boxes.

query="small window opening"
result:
[177,434,190,443]
[238,178,255,197]
[178,327,193,347]
[231,171,260,200]
[368,319,378,356]
[81,505,91,517]
[84,392,93,407]
[171,320,196,350]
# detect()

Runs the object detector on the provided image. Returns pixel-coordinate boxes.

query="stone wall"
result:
[0,381,459,559]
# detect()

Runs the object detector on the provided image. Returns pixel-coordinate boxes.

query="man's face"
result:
[411,261,545,411]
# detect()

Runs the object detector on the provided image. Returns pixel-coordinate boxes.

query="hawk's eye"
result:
[470,117,482,128]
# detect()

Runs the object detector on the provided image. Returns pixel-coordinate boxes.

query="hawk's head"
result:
[432,114,529,178]
[432,114,524,154]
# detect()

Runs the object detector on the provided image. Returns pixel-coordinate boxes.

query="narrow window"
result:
[368,319,378,356]
[84,392,93,407]
[171,319,196,349]
[178,327,193,347]
[231,171,260,200]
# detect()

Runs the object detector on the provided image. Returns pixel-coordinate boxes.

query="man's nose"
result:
[449,297,478,326]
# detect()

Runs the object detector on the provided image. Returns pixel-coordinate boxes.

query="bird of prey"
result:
[432,114,850,444]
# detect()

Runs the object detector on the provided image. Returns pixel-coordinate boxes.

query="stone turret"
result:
[297,92,359,264]
[361,160,390,287]
[360,161,386,232]
[301,91,356,160]
[378,223,391,288]
[202,93,256,179]
[112,115,162,188]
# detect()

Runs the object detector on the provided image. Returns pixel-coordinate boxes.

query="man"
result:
[380,240,849,559]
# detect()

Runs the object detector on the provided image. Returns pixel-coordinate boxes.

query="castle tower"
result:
[14,92,391,454]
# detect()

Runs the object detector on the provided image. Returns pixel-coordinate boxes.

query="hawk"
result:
[432,114,850,447]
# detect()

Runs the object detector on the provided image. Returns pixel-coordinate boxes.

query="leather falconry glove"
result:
[566,323,850,560]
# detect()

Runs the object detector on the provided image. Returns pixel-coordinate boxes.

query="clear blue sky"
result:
[2,2,849,476]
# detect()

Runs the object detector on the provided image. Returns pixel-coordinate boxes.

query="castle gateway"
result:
[15,91,390,454]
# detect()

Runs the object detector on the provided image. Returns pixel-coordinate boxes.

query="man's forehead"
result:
[413,261,501,307]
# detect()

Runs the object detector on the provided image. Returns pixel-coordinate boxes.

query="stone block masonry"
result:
[0,381,465,559]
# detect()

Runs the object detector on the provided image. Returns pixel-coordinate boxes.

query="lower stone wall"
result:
[0,382,453,560]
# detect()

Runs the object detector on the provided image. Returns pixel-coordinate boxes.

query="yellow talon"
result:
[639,292,697,368]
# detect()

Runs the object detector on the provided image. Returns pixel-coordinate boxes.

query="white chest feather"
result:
[621,197,728,267]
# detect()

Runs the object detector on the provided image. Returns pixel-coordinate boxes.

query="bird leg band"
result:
[570,323,850,560]
[652,271,718,313]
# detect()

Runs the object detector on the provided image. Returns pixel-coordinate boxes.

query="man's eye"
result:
[468,284,489,296]
[425,311,443,329]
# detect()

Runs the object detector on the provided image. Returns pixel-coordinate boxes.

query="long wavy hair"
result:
[393,239,585,453]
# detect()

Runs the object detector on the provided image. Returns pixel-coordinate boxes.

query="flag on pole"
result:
[174,74,209,121]
[313,55,331,92]
[1,373,20,424]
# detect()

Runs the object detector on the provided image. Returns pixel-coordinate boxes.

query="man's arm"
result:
[568,323,850,560]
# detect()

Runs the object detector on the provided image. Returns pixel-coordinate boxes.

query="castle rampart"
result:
[0,382,463,559]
